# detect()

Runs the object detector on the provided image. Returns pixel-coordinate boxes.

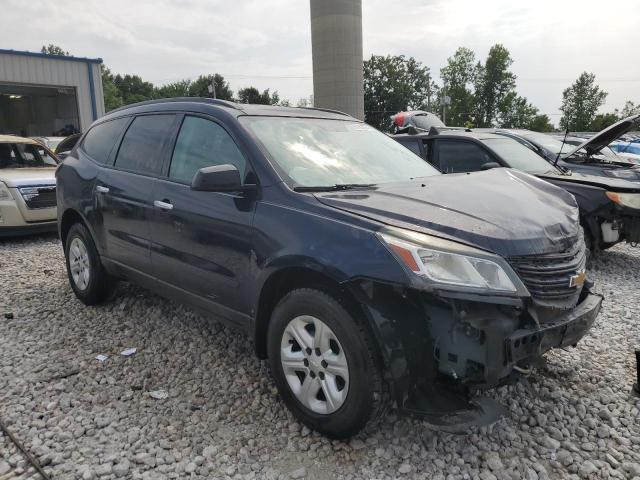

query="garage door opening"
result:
[0,83,80,137]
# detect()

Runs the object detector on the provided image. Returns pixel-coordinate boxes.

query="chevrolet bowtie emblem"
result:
[569,270,586,288]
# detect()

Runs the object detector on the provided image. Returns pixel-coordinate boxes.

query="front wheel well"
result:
[254,267,366,360]
[60,209,86,247]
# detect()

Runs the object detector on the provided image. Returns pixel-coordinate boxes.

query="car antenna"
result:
[554,127,570,167]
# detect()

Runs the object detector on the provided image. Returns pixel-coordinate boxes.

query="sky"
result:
[2,0,639,124]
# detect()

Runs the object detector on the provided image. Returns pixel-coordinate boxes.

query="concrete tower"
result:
[310,0,364,120]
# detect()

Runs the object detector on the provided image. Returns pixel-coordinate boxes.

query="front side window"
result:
[115,115,175,175]
[83,117,129,164]
[0,143,57,169]
[436,140,492,173]
[240,117,439,187]
[169,116,246,184]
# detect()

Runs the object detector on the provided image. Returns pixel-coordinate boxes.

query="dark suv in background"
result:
[394,129,640,251]
[57,98,602,438]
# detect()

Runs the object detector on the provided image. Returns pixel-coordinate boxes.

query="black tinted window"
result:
[437,140,492,173]
[397,140,423,158]
[115,115,175,175]
[169,116,246,184]
[82,118,128,164]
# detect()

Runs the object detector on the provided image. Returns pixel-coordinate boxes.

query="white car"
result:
[31,136,67,152]
[0,135,58,236]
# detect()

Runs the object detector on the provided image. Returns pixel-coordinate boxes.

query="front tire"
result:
[267,288,388,438]
[64,223,113,305]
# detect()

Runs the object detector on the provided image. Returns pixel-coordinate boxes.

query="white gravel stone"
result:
[289,466,307,478]
[1,236,640,479]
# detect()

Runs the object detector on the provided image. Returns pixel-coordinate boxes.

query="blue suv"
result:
[56,98,602,437]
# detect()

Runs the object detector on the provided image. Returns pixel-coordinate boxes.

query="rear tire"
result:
[267,288,389,439]
[64,223,114,305]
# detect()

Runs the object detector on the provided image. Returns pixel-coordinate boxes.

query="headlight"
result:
[606,192,640,210]
[378,228,519,294]
[0,182,12,201]
[603,170,640,180]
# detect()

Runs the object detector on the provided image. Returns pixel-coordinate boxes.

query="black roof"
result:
[105,97,353,121]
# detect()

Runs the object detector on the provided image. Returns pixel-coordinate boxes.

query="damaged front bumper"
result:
[348,279,602,430]
[507,291,602,365]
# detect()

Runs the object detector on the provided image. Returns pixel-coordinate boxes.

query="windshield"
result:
[412,113,445,130]
[482,138,559,174]
[0,143,57,169]
[521,132,571,155]
[240,117,439,187]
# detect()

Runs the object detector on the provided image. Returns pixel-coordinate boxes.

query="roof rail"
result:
[428,126,472,135]
[298,106,351,117]
[108,97,242,115]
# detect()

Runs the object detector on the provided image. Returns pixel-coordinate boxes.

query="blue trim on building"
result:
[87,63,98,121]
[0,48,102,64]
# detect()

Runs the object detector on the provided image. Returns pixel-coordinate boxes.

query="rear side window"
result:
[436,140,492,173]
[115,115,175,175]
[82,117,128,164]
[169,116,246,184]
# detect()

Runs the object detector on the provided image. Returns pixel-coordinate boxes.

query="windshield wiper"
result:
[294,183,377,192]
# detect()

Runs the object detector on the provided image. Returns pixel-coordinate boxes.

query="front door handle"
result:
[96,185,109,193]
[154,200,173,211]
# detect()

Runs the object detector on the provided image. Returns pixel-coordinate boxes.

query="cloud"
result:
[1,0,638,119]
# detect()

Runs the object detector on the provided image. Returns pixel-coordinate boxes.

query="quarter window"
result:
[436,140,492,173]
[82,117,129,164]
[169,116,246,184]
[115,115,175,175]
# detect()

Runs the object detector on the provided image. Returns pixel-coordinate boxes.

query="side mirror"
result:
[191,164,255,192]
[481,162,501,170]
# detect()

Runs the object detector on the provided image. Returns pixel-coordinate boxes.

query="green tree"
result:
[620,101,640,118]
[154,79,192,99]
[528,114,555,132]
[474,44,517,127]
[296,95,314,108]
[41,44,69,56]
[589,112,619,131]
[188,74,233,100]
[559,72,607,131]
[112,74,154,105]
[440,47,477,126]
[497,93,539,129]
[364,54,436,131]
[101,66,123,112]
[237,87,280,105]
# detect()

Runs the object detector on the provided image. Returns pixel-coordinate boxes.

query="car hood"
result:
[0,168,57,187]
[563,113,640,158]
[539,170,640,193]
[314,169,580,257]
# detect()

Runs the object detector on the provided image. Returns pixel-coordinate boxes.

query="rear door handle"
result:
[154,200,173,211]
[96,185,109,193]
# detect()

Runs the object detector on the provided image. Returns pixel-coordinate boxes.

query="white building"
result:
[0,49,104,136]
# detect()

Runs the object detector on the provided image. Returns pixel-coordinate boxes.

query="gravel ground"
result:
[1,234,639,480]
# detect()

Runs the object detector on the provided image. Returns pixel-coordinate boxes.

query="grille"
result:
[19,185,57,209]
[508,240,586,306]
